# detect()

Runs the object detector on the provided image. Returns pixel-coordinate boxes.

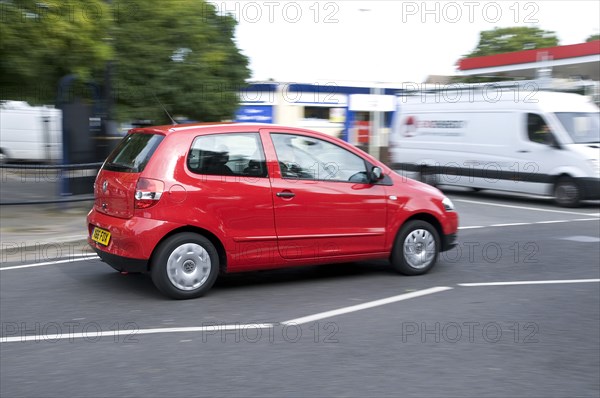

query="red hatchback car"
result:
[88,123,458,299]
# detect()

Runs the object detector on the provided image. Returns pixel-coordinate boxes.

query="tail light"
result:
[135,178,164,209]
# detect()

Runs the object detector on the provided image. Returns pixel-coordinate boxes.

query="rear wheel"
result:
[151,233,219,299]
[391,220,440,275]
[554,177,581,208]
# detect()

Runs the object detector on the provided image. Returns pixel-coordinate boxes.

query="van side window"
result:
[527,114,554,146]
[187,133,267,177]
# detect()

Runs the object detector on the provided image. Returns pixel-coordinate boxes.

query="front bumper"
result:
[442,233,458,252]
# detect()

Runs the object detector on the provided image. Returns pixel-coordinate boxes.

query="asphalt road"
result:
[1,189,599,398]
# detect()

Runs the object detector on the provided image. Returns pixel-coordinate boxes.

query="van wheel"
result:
[554,177,581,208]
[391,220,440,275]
[151,233,219,299]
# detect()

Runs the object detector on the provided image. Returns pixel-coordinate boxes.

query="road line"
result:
[280,286,453,326]
[458,218,599,231]
[458,279,600,287]
[454,199,600,217]
[1,323,275,344]
[0,256,99,271]
[490,222,530,227]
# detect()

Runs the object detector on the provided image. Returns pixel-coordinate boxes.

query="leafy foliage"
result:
[112,0,250,123]
[465,27,559,58]
[586,34,600,42]
[0,0,250,123]
[0,0,112,103]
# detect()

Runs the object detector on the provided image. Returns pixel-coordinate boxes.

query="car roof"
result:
[129,122,331,137]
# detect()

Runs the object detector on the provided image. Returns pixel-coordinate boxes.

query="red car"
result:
[88,123,458,299]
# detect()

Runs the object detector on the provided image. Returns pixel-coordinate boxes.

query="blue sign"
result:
[234,105,273,123]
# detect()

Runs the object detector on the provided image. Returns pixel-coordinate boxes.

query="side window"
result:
[271,133,369,183]
[187,133,267,177]
[527,113,554,146]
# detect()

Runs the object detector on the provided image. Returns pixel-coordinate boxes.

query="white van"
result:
[0,101,62,163]
[389,86,600,207]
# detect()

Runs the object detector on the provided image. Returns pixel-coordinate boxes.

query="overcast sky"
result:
[213,0,600,84]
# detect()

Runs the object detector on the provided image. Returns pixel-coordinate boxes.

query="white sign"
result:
[349,94,396,112]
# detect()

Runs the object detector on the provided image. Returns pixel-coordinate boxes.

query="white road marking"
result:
[458,217,599,230]
[280,286,453,326]
[490,222,530,227]
[458,279,600,287]
[0,323,275,344]
[0,256,99,271]
[455,199,600,217]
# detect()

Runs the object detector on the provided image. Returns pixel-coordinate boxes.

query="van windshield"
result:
[554,112,600,144]
[104,133,164,173]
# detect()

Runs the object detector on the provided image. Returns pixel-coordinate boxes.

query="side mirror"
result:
[369,166,384,183]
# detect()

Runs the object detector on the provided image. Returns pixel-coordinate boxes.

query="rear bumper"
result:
[93,247,148,273]
[87,208,183,271]
[579,177,600,200]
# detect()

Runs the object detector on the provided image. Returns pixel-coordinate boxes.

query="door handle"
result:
[276,191,295,198]
[517,150,530,153]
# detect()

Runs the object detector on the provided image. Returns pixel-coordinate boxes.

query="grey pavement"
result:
[0,202,92,264]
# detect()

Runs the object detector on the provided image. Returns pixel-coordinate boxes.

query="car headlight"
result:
[442,197,455,212]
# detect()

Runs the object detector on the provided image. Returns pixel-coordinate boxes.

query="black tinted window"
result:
[188,133,267,177]
[527,114,555,146]
[104,133,164,172]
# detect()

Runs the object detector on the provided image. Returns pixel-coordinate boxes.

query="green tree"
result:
[112,0,250,123]
[465,27,559,58]
[0,0,113,103]
[1,0,250,123]
[586,34,600,42]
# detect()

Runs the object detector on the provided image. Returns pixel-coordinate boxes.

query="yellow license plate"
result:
[92,227,111,246]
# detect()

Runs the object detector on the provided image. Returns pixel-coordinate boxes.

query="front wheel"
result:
[553,177,581,208]
[391,220,440,275]
[151,233,219,299]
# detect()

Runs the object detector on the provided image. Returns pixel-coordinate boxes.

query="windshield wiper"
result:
[105,162,136,172]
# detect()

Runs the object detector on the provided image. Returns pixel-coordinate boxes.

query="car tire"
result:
[151,233,219,299]
[553,177,581,208]
[390,220,440,275]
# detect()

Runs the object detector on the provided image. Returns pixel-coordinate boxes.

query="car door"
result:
[184,132,277,270]
[264,130,388,261]
[510,112,561,195]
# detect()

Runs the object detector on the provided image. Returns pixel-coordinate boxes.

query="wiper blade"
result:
[105,162,135,171]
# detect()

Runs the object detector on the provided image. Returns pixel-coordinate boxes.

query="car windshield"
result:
[104,133,164,172]
[554,112,600,144]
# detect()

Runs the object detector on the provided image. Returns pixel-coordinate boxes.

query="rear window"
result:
[103,133,164,173]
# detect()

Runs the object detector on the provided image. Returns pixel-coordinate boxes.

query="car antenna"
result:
[153,93,178,125]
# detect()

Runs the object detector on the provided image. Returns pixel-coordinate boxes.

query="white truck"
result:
[0,101,62,163]
[389,85,600,207]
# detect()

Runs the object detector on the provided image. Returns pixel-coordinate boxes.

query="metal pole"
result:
[369,85,383,159]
